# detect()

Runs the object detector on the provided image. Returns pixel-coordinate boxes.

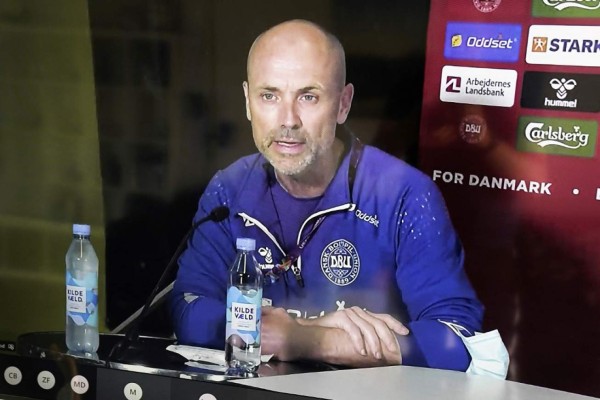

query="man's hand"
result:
[261,306,408,366]
[299,307,408,360]
[260,306,303,361]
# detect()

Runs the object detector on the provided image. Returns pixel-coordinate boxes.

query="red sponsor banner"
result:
[419,0,600,396]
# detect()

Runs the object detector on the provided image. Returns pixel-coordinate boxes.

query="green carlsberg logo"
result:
[517,117,597,158]
[533,0,600,17]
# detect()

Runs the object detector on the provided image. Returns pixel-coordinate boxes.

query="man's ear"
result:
[337,83,354,124]
[243,81,252,121]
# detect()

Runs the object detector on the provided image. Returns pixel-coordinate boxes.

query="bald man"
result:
[172,20,483,371]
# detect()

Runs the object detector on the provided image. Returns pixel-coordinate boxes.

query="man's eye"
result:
[262,93,275,101]
[302,94,316,101]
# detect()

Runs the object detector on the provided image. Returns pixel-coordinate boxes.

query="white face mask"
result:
[439,320,510,380]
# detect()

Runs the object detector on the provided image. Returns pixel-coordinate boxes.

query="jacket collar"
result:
[231,129,361,227]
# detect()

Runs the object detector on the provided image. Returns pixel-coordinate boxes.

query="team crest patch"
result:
[473,0,501,12]
[320,239,360,286]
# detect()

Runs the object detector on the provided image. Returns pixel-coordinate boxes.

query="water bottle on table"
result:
[225,237,263,373]
[65,223,99,354]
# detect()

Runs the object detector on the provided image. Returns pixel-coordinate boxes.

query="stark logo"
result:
[320,239,360,287]
[532,37,548,52]
[473,0,502,12]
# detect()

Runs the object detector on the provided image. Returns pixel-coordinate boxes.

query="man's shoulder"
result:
[205,153,268,203]
[216,153,266,182]
[361,145,430,184]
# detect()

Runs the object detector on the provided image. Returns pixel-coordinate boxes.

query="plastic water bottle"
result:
[225,238,263,372]
[65,224,99,354]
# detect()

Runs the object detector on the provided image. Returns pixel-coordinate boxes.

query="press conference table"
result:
[236,365,600,400]
[5,332,599,400]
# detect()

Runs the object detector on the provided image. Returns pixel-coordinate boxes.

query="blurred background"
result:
[89,0,429,336]
[3,0,599,398]
[0,0,427,348]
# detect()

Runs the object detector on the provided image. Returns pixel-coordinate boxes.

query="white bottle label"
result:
[231,302,257,331]
[66,270,98,327]
[66,285,86,313]
[226,286,261,348]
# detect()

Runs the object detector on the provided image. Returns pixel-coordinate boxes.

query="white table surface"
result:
[236,365,599,400]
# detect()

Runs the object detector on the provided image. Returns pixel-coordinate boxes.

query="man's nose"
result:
[280,99,302,130]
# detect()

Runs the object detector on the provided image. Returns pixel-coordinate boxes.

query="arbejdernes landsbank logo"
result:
[532,0,600,17]
[517,116,598,158]
[440,65,517,108]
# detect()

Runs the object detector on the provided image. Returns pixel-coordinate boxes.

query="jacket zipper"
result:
[238,202,356,275]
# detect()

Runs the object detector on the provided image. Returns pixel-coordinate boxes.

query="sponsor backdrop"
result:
[419,0,600,396]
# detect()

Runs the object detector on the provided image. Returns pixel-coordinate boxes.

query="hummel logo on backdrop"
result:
[550,78,576,99]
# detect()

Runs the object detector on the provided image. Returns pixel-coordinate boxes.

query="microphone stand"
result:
[107,206,229,365]
[110,282,174,335]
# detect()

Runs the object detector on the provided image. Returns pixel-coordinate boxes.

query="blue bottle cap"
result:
[236,238,255,251]
[73,224,91,236]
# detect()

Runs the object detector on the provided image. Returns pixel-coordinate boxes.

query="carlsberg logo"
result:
[525,123,588,149]
[517,116,597,158]
[533,0,600,17]
[542,0,600,11]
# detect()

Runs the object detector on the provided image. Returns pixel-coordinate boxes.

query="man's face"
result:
[243,37,352,177]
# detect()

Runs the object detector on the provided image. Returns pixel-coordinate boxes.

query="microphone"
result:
[194,205,230,229]
[108,205,230,364]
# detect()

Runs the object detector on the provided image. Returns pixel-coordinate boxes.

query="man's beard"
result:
[261,128,318,176]
[267,150,317,176]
